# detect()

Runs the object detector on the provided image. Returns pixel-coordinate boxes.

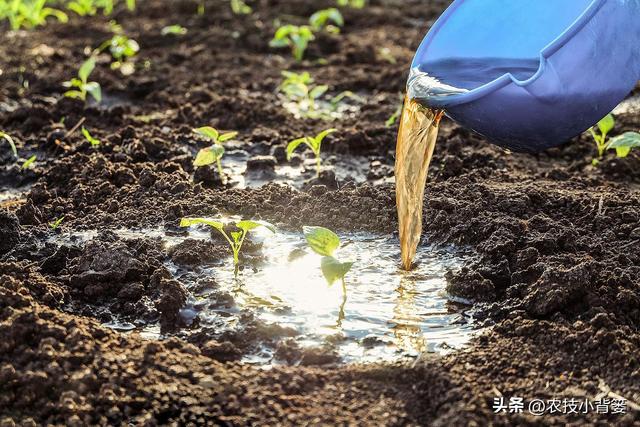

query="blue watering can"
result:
[408,0,640,152]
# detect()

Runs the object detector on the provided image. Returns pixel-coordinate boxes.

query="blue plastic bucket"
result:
[410,0,640,152]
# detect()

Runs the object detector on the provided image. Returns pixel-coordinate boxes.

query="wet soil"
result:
[1,0,639,425]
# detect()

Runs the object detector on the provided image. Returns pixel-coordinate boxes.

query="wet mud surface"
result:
[1,0,639,425]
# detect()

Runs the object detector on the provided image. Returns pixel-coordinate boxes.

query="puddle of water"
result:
[0,186,30,205]
[221,148,387,190]
[53,226,476,364]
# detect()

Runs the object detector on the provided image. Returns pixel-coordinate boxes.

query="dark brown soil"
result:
[1,0,639,425]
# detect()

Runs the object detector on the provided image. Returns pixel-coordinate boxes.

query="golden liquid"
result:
[395,95,443,270]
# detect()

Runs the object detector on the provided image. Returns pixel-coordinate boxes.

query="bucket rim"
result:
[410,0,606,107]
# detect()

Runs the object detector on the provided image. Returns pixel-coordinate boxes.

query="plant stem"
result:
[315,155,321,177]
[216,158,224,179]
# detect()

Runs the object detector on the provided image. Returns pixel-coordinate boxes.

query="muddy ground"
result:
[1,0,639,425]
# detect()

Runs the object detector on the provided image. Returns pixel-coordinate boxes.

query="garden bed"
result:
[1,0,639,425]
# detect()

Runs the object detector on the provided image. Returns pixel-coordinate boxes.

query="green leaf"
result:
[194,126,219,141]
[64,90,83,99]
[161,25,187,36]
[22,154,36,170]
[81,127,101,146]
[309,85,328,99]
[286,137,310,160]
[607,132,640,158]
[49,216,65,230]
[320,256,353,285]
[303,226,340,256]
[1,132,18,158]
[315,128,337,143]
[179,217,224,231]
[85,82,102,103]
[218,131,238,142]
[237,220,276,234]
[78,57,96,82]
[269,38,290,48]
[230,231,243,244]
[194,145,225,167]
[597,114,615,135]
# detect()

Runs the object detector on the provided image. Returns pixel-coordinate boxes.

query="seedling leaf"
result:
[218,131,238,142]
[597,114,615,135]
[320,256,353,285]
[303,226,340,256]
[22,155,36,170]
[194,126,219,141]
[78,57,96,82]
[0,132,18,158]
[194,145,225,167]
[81,127,101,146]
[237,220,276,233]
[286,137,309,160]
[179,217,224,231]
[607,131,640,158]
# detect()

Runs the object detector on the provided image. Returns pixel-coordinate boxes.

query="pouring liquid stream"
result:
[395,95,443,270]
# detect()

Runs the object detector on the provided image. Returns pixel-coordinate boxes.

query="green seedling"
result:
[309,8,343,33]
[589,113,615,160]
[1,0,68,30]
[230,0,251,14]
[278,71,357,120]
[377,47,396,64]
[180,217,276,276]
[81,126,100,147]
[192,127,238,177]
[607,132,640,158]
[269,24,315,62]
[0,131,18,159]
[336,0,366,8]
[22,154,36,169]
[63,57,102,103]
[279,71,328,118]
[588,113,640,163]
[49,216,64,230]
[287,128,336,176]
[303,225,353,296]
[96,22,139,73]
[161,24,187,36]
[386,103,402,127]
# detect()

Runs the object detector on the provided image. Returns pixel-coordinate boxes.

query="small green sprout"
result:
[161,24,187,36]
[278,71,358,120]
[81,126,101,147]
[67,0,98,16]
[607,132,640,158]
[96,22,139,74]
[309,8,344,33]
[230,0,251,14]
[269,24,315,62]
[192,127,238,177]
[588,113,640,163]
[0,131,18,159]
[279,71,329,119]
[49,216,65,230]
[287,128,336,176]
[386,104,402,127]
[22,154,36,170]
[1,0,68,30]
[377,47,396,64]
[180,217,276,276]
[63,57,102,103]
[589,114,615,160]
[303,226,353,291]
[336,0,366,8]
